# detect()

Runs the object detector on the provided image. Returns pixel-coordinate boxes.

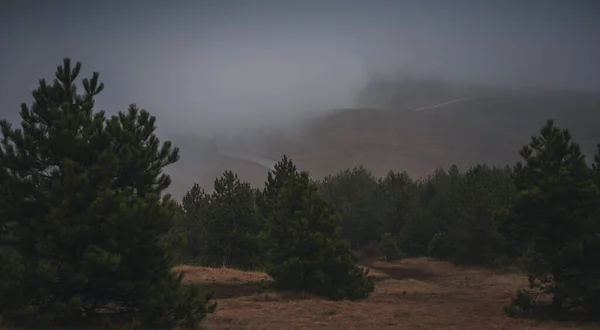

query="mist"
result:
[1,0,600,198]
[2,0,599,136]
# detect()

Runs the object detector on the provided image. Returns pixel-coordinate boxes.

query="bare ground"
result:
[184,250,598,330]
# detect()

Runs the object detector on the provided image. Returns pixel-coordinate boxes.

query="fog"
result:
[1,0,599,138]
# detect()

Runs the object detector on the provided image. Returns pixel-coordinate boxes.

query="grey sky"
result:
[1,0,599,134]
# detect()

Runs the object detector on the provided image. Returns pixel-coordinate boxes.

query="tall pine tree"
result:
[319,166,381,246]
[0,59,214,327]
[181,183,211,262]
[261,156,375,300]
[502,120,598,312]
[445,165,506,265]
[202,171,262,269]
[378,170,414,238]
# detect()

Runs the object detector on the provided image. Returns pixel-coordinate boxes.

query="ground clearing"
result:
[185,250,598,330]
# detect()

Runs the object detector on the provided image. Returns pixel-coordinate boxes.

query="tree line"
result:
[1,59,599,328]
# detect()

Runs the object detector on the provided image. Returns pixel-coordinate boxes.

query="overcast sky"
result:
[1,0,599,134]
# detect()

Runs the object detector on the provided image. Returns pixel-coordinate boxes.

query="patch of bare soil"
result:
[184,256,599,330]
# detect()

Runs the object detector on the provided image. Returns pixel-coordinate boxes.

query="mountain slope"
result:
[164,83,600,199]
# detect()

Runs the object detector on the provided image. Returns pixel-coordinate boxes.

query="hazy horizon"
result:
[1,0,599,137]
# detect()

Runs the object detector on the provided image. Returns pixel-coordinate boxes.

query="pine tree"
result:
[262,156,375,300]
[181,183,210,262]
[503,120,598,312]
[319,166,382,246]
[0,59,215,327]
[202,171,261,269]
[0,164,17,246]
[421,167,461,236]
[160,204,188,265]
[593,144,600,186]
[256,155,296,225]
[580,144,600,314]
[379,232,402,262]
[397,175,442,256]
[377,170,414,237]
[446,165,506,265]
[262,155,297,203]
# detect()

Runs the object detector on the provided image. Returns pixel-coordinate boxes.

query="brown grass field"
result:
[174,246,598,330]
[3,244,598,330]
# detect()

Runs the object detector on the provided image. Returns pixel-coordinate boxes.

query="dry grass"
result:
[3,257,597,329]
[175,265,270,284]
[185,256,598,329]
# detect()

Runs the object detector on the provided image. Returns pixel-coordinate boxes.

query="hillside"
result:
[426,91,600,156]
[164,81,600,199]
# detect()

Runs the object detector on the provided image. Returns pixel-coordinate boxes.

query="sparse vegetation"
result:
[1,59,600,329]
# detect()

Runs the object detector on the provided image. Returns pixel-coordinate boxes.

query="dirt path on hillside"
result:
[411,97,472,112]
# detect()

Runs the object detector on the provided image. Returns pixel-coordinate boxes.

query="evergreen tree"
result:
[160,204,189,265]
[593,144,600,186]
[396,175,445,256]
[0,59,214,327]
[0,164,17,246]
[502,120,598,312]
[420,167,460,235]
[378,170,414,236]
[396,197,434,256]
[578,144,600,314]
[181,183,210,262]
[379,232,402,262]
[262,156,375,300]
[256,154,297,225]
[202,171,261,269]
[319,166,381,246]
[262,155,297,203]
[446,165,506,265]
